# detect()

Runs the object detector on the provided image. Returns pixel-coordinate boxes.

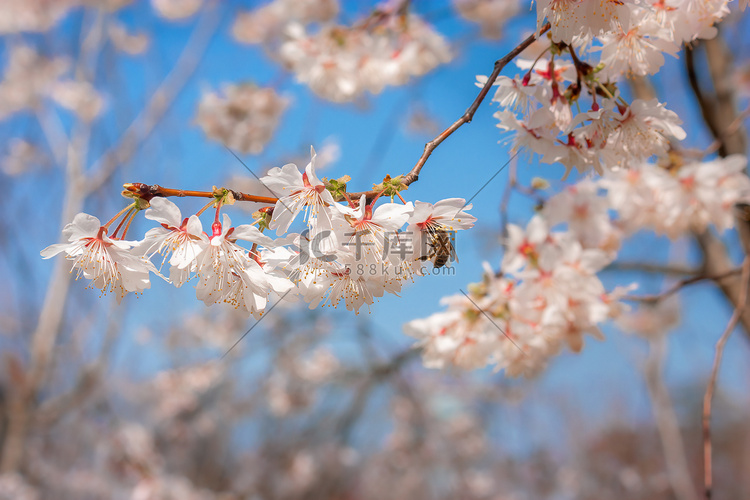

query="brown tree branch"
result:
[681,33,750,337]
[625,268,742,303]
[124,183,278,205]
[347,23,551,201]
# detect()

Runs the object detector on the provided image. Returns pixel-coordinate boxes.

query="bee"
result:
[419,228,456,269]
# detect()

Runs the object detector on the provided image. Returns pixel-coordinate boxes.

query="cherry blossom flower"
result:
[407,201,624,378]
[596,9,678,78]
[232,0,339,45]
[0,46,68,120]
[151,0,203,20]
[195,84,288,155]
[602,156,750,238]
[108,21,150,55]
[406,198,476,264]
[134,197,208,287]
[1,138,46,176]
[537,0,632,44]
[194,213,285,317]
[41,213,154,303]
[454,0,520,39]
[334,195,414,268]
[501,215,551,273]
[607,98,686,164]
[262,148,337,236]
[49,80,105,122]
[542,179,613,249]
[0,0,75,34]
[279,13,451,103]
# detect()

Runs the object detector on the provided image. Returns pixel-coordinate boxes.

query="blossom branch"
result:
[123,182,278,205]
[702,256,750,500]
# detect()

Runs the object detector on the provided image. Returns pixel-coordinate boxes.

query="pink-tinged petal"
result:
[261,163,303,195]
[334,200,360,218]
[373,202,413,229]
[505,224,524,247]
[527,216,548,244]
[408,200,434,224]
[220,213,233,236]
[145,197,182,227]
[233,224,276,247]
[304,146,321,183]
[40,242,73,259]
[345,195,367,220]
[185,215,205,238]
[64,213,102,240]
[266,272,294,294]
[269,197,298,235]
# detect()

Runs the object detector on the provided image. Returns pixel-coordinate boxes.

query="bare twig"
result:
[703,256,750,499]
[400,24,550,186]
[604,262,699,276]
[625,267,742,303]
[347,23,551,200]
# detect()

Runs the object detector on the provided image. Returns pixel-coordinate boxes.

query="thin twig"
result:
[625,267,742,303]
[402,23,550,187]
[604,262,699,276]
[347,23,551,200]
[703,256,750,499]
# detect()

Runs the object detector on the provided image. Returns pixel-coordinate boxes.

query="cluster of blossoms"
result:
[490,0,738,177]
[107,20,150,55]
[232,0,339,46]
[538,0,732,51]
[150,0,203,20]
[489,60,687,177]
[602,155,750,238]
[405,218,621,378]
[278,10,452,103]
[406,154,750,377]
[0,45,104,122]
[41,147,476,316]
[195,84,289,155]
[0,0,206,36]
[453,0,521,40]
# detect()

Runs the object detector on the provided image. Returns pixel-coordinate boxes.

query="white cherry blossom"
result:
[41,213,154,303]
[262,148,336,236]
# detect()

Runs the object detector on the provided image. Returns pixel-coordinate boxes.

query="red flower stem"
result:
[119,209,138,240]
[103,203,136,230]
[110,207,136,238]
[196,199,217,217]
